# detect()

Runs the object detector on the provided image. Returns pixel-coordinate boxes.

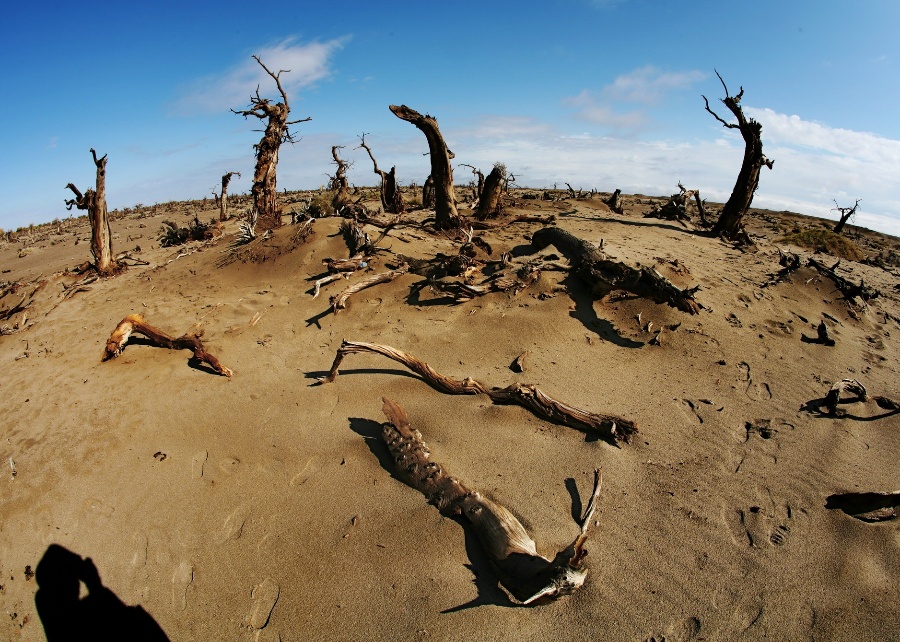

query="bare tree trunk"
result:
[65,149,119,276]
[703,71,773,240]
[358,135,405,214]
[833,199,861,234]
[219,171,240,221]
[475,164,506,220]
[422,175,435,208]
[603,189,624,214]
[330,145,353,211]
[233,56,310,232]
[389,105,459,228]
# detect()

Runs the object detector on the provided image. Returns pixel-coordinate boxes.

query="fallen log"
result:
[809,257,880,302]
[316,340,637,443]
[330,265,408,313]
[531,227,701,314]
[103,314,232,376]
[380,397,603,603]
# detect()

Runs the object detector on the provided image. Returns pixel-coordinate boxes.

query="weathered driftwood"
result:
[809,258,880,302]
[603,189,624,214]
[821,379,898,415]
[312,272,349,299]
[330,265,408,314]
[318,340,637,443]
[531,227,701,314]
[103,314,233,376]
[65,149,120,276]
[475,164,505,220]
[826,491,900,522]
[380,397,603,603]
[358,134,405,214]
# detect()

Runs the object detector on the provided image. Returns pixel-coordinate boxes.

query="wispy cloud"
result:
[565,65,706,132]
[174,37,347,114]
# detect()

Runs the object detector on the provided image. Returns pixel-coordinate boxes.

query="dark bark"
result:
[531,227,701,314]
[389,105,459,228]
[219,171,240,221]
[703,71,773,240]
[475,164,505,220]
[232,56,310,232]
[358,135,405,214]
[603,189,624,214]
[833,199,861,234]
[65,149,119,276]
[422,175,436,208]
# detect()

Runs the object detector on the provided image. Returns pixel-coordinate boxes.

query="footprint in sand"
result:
[247,578,280,629]
[723,499,806,549]
[221,504,250,542]
[219,456,241,475]
[645,616,701,642]
[172,561,194,612]
[289,457,320,487]
[191,450,208,479]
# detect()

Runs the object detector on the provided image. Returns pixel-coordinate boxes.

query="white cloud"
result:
[175,37,347,114]
[565,66,706,132]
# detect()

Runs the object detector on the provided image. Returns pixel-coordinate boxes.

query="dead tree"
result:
[833,199,861,234]
[422,175,436,208]
[703,71,773,240]
[329,146,353,211]
[460,163,484,202]
[475,163,507,220]
[219,171,241,221]
[604,189,624,214]
[358,135,405,214]
[389,105,459,228]
[65,149,119,276]
[232,56,311,232]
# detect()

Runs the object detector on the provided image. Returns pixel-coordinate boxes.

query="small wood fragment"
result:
[510,351,529,373]
[103,314,232,376]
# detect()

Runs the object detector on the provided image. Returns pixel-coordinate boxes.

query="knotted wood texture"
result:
[381,397,603,603]
[531,226,701,314]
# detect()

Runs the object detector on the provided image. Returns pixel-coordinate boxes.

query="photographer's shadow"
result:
[34,544,170,642]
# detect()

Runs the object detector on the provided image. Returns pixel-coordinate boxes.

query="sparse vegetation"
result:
[780,228,866,261]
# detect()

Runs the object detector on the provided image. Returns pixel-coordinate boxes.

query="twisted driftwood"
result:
[330,265,408,313]
[531,227,701,314]
[103,314,233,376]
[381,397,603,603]
[821,379,898,415]
[317,340,637,443]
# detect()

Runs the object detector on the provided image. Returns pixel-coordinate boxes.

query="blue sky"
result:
[2,0,899,235]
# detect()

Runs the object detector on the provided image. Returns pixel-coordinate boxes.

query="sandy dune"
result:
[1,192,898,641]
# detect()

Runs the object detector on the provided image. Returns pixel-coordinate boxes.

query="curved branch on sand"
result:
[103,314,233,377]
[316,340,637,444]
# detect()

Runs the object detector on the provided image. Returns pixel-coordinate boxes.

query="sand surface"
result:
[1,192,899,641]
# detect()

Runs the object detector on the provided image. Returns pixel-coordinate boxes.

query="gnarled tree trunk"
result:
[65,148,119,276]
[703,71,773,240]
[358,135,405,214]
[833,199,861,234]
[422,175,436,208]
[475,163,506,220]
[219,171,240,221]
[330,145,353,211]
[233,56,310,232]
[389,105,458,228]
